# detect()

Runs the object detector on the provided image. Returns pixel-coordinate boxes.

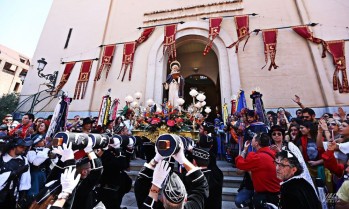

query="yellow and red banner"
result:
[163,24,177,62]
[54,62,76,94]
[118,42,136,82]
[262,29,279,71]
[325,40,348,93]
[228,15,250,53]
[203,17,223,55]
[74,60,93,100]
[95,44,116,81]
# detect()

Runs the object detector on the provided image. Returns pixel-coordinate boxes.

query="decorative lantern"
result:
[146,99,154,107]
[196,92,206,102]
[195,102,202,108]
[125,95,134,107]
[135,92,142,100]
[189,87,198,97]
[131,101,139,108]
[177,98,185,106]
[201,101,206,107]
[177,98,185,113]
[205,106,212,114]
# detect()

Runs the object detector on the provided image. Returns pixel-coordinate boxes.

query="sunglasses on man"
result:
[272,132,282,136]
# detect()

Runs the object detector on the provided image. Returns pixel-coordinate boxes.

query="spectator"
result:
[270,125,286,152]
[9,113,35,139]
[67,115,82,132]
[33,117,45,132]
[302,108,317,123]
[235,133,280,208]
[275,150,321,209]
[285,124,300,143]
[295,109,303,119]
[298,121,323,179]
[243,110,269,153]
[81,117,95,134]
[0,124,8,138]
[336,159,349,209]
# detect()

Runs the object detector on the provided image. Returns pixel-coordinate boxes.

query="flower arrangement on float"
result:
[124,89,211,142]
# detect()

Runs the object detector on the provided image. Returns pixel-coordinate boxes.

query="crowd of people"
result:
[0,94,349,209]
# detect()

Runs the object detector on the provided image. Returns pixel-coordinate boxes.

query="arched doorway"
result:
[145,21,241,114]
[163,40,221,114]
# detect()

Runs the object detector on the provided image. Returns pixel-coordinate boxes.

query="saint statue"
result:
[163,60,184,108]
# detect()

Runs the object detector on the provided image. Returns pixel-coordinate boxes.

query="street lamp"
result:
[36,58,58,90]
[19,74,26,85]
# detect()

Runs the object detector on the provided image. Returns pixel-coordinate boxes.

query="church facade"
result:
[20,0,349,117]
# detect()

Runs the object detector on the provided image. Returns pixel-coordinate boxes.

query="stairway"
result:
[120,159,244,209]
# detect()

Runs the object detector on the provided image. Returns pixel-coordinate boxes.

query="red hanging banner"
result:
[136,27,155,45]
[227,15,251,53]
[262,29,279,71]
[118,42,136,82]
[54,62,76,94]
[325,40,348,93]
[292,26,326,58]
[163,24,177,62]
[94,44,116,81]
[203,17,223,55]
[74,60,93,100]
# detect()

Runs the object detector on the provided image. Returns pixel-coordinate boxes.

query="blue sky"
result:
[0,0,53,57]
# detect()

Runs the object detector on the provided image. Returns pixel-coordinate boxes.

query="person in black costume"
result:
[197,122,224,209]
[135,142,208,209]
[191,146,223,209]
[275,150,321,209]
[96,135,131,209]
[31,140,103,209]
[0,138,31,209]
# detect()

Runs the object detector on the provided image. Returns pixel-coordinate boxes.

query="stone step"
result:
[120,192,242,209]
[222,187,239,201]
[223,176,243,188]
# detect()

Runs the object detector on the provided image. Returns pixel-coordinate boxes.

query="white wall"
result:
[21,0,349,115]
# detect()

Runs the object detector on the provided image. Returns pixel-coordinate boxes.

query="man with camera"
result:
[0,137,32,209]
[235,133,280,209]
[135,136,209,209]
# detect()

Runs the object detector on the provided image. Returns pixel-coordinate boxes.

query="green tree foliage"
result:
[0,93,19,120]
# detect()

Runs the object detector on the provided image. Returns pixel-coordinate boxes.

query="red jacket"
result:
[235,147,281,193]
[9,123,32,139]
[321,150,344,178]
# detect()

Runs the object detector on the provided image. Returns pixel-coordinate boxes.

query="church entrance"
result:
[164,38,222,117]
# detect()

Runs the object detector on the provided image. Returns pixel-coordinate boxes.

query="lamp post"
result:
[36,58,58,90]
